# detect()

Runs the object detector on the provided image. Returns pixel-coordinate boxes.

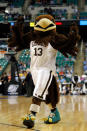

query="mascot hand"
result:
[11,16,24,35]
[69,22,80,41]
[16,16,24,25]
[70,22,79,33]
[8,16,24,49]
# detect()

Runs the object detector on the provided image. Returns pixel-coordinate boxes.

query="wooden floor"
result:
[0,95,87,131]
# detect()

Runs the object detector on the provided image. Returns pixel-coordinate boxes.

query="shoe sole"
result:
[44,119,61,124]
[23,120,34,128]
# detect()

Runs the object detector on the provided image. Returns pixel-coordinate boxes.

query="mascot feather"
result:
[8,15,80,128]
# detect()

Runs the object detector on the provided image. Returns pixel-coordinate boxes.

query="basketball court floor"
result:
[0,95,87,131]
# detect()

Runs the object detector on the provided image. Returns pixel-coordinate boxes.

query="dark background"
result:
[0,20,87,42]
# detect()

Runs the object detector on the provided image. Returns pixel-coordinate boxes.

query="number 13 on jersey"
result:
[34,47,43,56]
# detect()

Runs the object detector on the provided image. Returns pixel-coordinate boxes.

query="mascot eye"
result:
[51,19,54,23]
[35,20,38,25]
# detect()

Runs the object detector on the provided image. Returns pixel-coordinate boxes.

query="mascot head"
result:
[34,15,56,32]
[33,14,57,45]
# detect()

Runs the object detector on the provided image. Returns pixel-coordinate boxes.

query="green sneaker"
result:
[23,114,35,128]
[44,108,61,124]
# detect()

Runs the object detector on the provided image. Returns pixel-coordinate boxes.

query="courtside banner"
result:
[8,84,19,95]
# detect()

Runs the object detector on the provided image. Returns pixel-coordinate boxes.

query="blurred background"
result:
[0,0,87,96]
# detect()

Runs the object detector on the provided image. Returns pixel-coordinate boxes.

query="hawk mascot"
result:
[8,14,80,128]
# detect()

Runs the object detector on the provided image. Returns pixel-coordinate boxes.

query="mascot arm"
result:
[8,16,33,51]
[51,23,80,57]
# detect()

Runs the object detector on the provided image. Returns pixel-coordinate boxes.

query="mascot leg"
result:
[44,76,61,124]
[23,97,41,128]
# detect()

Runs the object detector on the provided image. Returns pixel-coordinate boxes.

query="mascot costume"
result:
[8,14,80,128]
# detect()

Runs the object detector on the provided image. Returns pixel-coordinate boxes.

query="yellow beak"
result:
[34,18,56,32]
